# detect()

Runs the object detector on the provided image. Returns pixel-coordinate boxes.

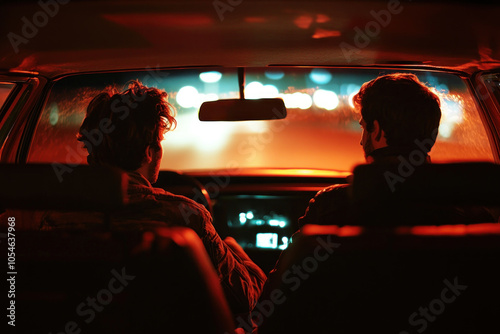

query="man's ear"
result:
[144,145,154,163]
[373,120,384,142]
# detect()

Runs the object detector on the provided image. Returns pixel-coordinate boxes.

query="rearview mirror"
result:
[199,98,287,121]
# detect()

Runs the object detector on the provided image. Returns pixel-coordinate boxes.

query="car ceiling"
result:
[0,0,499,78]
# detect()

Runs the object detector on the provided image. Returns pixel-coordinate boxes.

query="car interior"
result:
[1,0,500,333]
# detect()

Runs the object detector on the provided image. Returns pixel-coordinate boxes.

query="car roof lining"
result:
[0,0,499,78]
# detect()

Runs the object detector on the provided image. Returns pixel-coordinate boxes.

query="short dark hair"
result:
[353,73,441,147]
[77,81,176,171]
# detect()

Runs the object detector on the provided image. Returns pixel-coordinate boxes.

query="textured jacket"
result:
[39,171,266,314]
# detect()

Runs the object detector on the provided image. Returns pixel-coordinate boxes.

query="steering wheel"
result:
[156,170,213,216]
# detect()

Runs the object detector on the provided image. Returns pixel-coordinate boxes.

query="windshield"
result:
[27,67,495,172]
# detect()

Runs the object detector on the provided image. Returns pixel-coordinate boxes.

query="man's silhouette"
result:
[42,81,266,314]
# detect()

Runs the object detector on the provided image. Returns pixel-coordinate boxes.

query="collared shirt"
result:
[39,171,266,314]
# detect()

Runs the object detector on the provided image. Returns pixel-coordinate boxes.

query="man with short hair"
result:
[355,72,441,163]
[298,72,471,226]
[255,72,497,334]
[41,81,266,314]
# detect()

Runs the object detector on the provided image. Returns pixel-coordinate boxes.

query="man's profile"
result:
[42,81,266,314]
[355,73,440,163]
[77,81,172,184]
[299,73,445,226]
[298,73,496,226]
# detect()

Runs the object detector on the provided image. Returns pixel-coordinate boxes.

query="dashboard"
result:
[186,171,350,272]
[155,169,350,271]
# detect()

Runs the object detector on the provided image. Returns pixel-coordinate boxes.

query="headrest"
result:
[0,164,128,211]
[352,162,500,206]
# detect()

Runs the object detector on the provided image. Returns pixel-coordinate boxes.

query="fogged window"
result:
[0,82,17,151]
[0,83,16,120]
[28,68,495,171]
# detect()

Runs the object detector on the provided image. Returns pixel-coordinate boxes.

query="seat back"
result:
[259,162,500,333]
[1,164,234,333]
[0,164,128,211]
[259,224,500,334]
[15,227,235,334]
[351,162,500,225]
[352,162,500,206]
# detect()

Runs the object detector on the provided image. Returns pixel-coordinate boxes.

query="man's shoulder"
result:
[145,188,213,230]
[309,183,351,216]
[151,188,208,214]
[298,183,351,227]
[128,184,207,213]
[314,183,350,202]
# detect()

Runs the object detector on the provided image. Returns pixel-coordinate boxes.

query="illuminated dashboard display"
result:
[217,195,307,250]
[256,233,289,250]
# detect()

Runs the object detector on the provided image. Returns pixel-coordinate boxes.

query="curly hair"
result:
[353,73,441,148]
[77,81,176,171]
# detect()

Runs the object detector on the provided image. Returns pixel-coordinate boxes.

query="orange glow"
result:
[155,227,199,247]
[28,68,495,171]
[0,85,13,103]
[302,224,363,236]
[396,224,500,236]
[315,14,330,23]
[312,28,341,39]
[243,168,351,178]
[187,168,351,178]
[294,15,313,29]
[131,231,155,254]
[338,226,363,236]
[302,224,500,238]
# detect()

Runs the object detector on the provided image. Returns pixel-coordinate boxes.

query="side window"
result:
[479,72,500,113]
[0,83,18,152]
[429,81,496,164]
[0,83,16,122]
[27,84,96,165]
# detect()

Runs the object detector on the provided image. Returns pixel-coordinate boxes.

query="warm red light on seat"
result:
[303,223,500,237]
[302,224,363,236]
[396,223,500,236]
